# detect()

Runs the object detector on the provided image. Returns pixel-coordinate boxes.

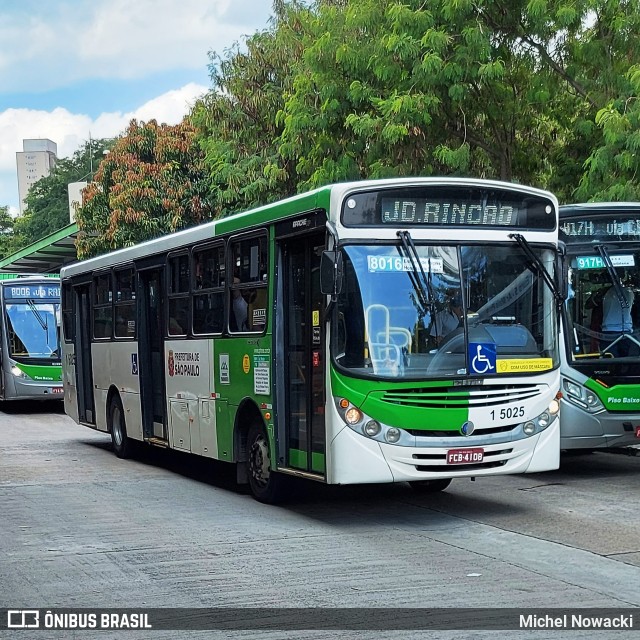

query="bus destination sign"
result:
[380,197,518,226]
[342,187,555,229]
[575,254,635,270]
[4,284,60,299]
[561,216,640,241]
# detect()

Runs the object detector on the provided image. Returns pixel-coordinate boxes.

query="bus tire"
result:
[247,422,284,504]
[109,395,133,459]
[409,478,452,493]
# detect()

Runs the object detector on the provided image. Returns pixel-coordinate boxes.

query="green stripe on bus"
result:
[13,363,62,382]
[586,378,640,411]
[287,449,326,474]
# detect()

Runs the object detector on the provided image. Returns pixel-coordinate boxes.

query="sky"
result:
[0,0,274,215]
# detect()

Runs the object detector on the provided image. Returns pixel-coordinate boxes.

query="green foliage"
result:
[189,1,306,216]
[31,0,640,258]
[0,206,23,260]
[75,120,210,258]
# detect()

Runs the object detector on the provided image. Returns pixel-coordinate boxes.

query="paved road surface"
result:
[1,401,639,638]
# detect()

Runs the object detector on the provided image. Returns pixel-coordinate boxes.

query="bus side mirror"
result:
[557,242,569,303]
[320,250,343,298]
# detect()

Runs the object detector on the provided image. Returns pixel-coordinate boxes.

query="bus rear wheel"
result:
[409,478,452,493]
[109,395,133,459]
[247,423,284,504]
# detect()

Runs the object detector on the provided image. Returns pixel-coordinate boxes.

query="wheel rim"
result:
[249,432,271,489]
[112,405,124,447]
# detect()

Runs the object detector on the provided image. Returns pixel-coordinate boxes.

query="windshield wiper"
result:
[509,234,563,308]
[396,230,435,317]
[27,299,50,346]
[594,244,630,309]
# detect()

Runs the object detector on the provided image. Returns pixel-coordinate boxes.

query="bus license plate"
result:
[447,448,484,464]
[635,426,640,438]
[51,387,63,394]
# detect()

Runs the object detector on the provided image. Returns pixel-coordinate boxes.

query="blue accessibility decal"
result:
[468,342,496,375]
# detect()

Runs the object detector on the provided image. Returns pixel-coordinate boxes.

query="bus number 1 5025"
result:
[490,406,525,420]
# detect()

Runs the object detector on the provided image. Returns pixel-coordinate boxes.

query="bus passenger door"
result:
[277,227,326,477]
[137,266,168,441]
[74,283,95,425]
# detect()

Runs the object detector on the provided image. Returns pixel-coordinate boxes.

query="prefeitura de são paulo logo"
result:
[168,350,175,377]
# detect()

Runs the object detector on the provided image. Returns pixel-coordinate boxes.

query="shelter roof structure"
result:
[0,222,79,274]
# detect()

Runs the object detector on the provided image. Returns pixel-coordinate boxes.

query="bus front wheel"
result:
[109,395,133,459]
[409,478,452,493]
[247,422,284,504]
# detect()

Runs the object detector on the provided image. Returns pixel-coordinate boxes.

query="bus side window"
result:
[168,253,189,336]
[114,267,135,338]
[192,244,225,335]
[229,235,267,333]
[62,283,75,342]
[93,273,112,339]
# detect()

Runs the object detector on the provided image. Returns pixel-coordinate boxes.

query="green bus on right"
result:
[560,202,640,450]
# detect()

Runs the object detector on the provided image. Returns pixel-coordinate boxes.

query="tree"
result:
[75,119,210,258]
[0,206,21,260]
[273,0,640,202]
[569,3,640,201]
[16,139,114,247]
[276,0,580,190]
[190,0,305,215]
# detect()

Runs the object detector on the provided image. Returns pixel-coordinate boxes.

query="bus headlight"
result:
[522,407,558,437]
[335,397,410,445]
[562,377,604,413]
[385,428,401,443]
[345,407,363,425]
[364,420,381,437]
[537,412,550,428]
[564,380,581,398]
[11,366,29,379]
[585,392,600,408]
[548,397,561,416]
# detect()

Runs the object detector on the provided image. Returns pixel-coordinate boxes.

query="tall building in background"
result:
[68,181,88,223]
[16,138,58,215]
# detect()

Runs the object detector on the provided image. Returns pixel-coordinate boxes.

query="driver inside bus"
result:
[430,293,464,346]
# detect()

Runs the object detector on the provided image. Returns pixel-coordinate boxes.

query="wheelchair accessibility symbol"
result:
[468,342,496,375]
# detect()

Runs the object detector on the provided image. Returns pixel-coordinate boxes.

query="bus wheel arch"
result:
[107,387,132,459]
[234,399,284,503]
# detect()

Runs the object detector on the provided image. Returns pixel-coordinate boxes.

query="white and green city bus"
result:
[61,178,564,502]
[559,203,640,449]
[0,274,62,400]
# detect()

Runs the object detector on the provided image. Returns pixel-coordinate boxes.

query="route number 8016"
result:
[490,406,525,420]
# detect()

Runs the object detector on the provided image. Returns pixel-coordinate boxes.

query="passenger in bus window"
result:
[231,277,248,331]
[430,294,463,346]
[195,256,204,289]
[601,279,634,333]
[169,309,187,335]
[601,276,635,356]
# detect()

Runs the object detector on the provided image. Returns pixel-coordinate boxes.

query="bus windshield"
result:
[5,300,60,362]
[334,243,559,378]
[565,247,640,361]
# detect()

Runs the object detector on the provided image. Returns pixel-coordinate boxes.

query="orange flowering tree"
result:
[75,119,211,258]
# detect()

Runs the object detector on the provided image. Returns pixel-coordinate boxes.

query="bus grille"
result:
[406,424,516,437]
[380,384,541,409]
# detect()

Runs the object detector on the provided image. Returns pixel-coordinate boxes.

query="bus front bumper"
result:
[560,400,640,450]
[7,378,64,401]
[328,422,559,485]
